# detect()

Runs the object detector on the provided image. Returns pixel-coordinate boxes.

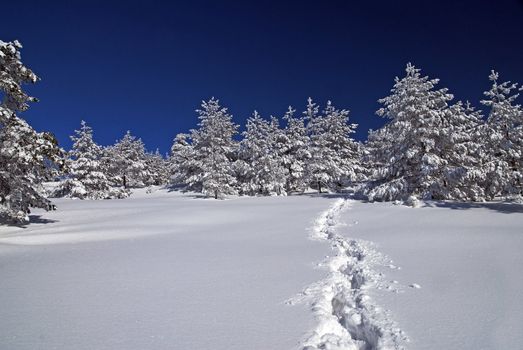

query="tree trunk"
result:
[318,181,321,194]
[123,175,127,189]
[286,165,293,193]
[214,190,218,199]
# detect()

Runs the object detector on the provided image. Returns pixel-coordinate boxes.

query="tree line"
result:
[1,40,522,224]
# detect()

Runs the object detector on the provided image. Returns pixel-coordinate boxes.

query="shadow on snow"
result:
[0,215,59,228]
[423,200,523,214]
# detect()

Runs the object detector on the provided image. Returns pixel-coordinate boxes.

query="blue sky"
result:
[2,0,523,153]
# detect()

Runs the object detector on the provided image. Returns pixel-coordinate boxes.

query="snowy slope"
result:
[0,190,336,350]
[1,190,522,350]
[339,200,523,350]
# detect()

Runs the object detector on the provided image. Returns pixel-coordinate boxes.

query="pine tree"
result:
[169,133,199,190]
[54,121,117,199]
[105,131,150,189]
[480,71,523,199]
[238,111,286,195]
[436,101,485,200]
[0,40,63,223]
[278,106,311,193]
[366,63,475,201]
[267,116,288,194]
[171,98,239,199]
[145,149,170,186]
[306,98,361,193]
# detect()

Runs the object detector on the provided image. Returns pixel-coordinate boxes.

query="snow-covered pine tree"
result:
[193,98,238,199]
[145,149,170,186]
[321,100,362,187]
[169,133,199,190]
[230,156,251,195]
[435,101,485,200]
[306,98,361,193]
[480,71,523,199]
[105,131,150,189]
[53,121,117,199]
[238,111,286,195]
[0,40,63,223]
[366,63,478,201]
[278,106,311,193]
[171,98,239,199]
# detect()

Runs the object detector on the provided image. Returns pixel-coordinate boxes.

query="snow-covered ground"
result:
[1,189,522,349]
[341,199,523,350]
[0,189,335,350]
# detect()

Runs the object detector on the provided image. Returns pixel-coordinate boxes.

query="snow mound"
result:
[290,198,407,350]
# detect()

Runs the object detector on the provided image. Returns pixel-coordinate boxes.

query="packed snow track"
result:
[290,198,407,350]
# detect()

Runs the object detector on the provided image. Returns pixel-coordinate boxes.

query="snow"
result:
[340,199,523,350]
[1,190,522,349]
[0,190,335,350]
[289,199,407,349]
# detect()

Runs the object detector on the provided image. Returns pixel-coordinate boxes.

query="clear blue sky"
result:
[2,0,522,153]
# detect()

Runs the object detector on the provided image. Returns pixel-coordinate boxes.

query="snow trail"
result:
[290,198,407,350]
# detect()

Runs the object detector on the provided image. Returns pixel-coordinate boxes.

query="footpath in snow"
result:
[1,189,522,350]
[291,198,407,350]
[339,200,523,350]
